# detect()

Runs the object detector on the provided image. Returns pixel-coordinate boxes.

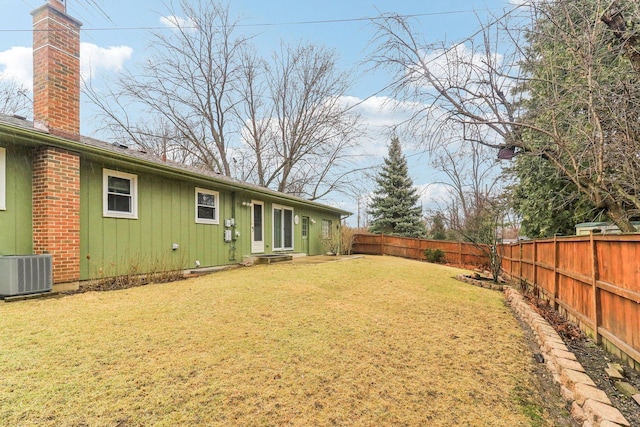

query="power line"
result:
[0,7,500,33]
[86,0,116,26]
[342,5,524,115]
[239,10,487,28]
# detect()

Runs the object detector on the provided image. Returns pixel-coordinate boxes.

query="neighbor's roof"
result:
[0,113,351,216]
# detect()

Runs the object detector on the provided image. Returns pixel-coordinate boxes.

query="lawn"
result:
[0,256,552,426]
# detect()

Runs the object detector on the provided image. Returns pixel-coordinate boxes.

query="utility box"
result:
[0,255,53,297]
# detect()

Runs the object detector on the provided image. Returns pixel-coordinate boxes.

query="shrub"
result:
[321,225,356,255]
[424,248,446,263]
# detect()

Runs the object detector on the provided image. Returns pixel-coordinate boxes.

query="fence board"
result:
[352,234,490,266]
[499,234,640,369]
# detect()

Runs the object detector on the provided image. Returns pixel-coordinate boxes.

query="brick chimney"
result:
[32,0,82,139]
[31,0,82,287]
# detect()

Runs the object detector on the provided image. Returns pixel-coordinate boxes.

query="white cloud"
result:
[415,182,450,210]
[0,46,33,89]
[0,43,132,90]
[160,15,197,30]
[80,43,133,80]
[340,95,424,128]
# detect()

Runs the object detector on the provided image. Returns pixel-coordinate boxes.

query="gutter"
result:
[0,121,351,216]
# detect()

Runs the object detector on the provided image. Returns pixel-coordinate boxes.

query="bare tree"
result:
[430,142,508,281]
[230,41,365,199]
[233,45,275,184]
[433,143,502,234]
[370,0,640,231]
[89,0,248,175]
[0,79,30,117]
[89,0,364,200]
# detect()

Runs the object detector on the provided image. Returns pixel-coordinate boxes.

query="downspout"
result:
[229,192,237,262]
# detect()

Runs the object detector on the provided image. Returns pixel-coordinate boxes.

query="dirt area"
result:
[523,293,640,426]
[519,320,580,426]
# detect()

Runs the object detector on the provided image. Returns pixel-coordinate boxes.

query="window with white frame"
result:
[0,147,5,210]
[273,205,294,250]
[195,187,219,224]
[322,219,332,239]
[103,169,138,219]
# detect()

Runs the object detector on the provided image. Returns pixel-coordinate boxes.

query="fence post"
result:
[553,235,559,310]
[518,241,523,286]
[458,241,462,265]
[381,234,385,256]
[590,232,602,345]
[533,240,538,289]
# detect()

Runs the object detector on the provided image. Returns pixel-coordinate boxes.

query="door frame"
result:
[251,200,265,253]
[301,216,310,254]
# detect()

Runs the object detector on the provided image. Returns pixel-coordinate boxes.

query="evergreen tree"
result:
[511,0,640,231]
[508,155,596,238]
[368,138,427,237]
[427,212,448,240]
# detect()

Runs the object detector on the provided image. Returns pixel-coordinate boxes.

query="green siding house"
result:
[0,0,349,289]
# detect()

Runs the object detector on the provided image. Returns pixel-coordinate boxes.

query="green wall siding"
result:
[292,206,342,255]
[80,160,236,279]
[0,143,32,255]
[79,158,344,280]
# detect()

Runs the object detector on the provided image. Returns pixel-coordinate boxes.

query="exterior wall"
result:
[80,160,239,279]
[32,146,81,283]
[0,138,346,282]
[0,143,33,255]
[289,205,342,255]
[79,157,344,279]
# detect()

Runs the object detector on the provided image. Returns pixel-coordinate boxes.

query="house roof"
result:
[0,113,351,216]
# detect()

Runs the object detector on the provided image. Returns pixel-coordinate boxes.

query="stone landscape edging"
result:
[504,287,631,427]
[455,274,505,291]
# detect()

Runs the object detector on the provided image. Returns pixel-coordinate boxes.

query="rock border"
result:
[456,274,505,291]
[505,287,631,427]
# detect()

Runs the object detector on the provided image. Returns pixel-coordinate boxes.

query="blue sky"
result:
[0,0,518,223]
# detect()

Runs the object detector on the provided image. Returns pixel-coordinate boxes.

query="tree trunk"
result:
[602,1,640,73]
[604,198,636,232]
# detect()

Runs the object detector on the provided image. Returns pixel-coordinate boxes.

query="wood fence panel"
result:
[351,234,489,266]
[352,234,382,255]
[597,239,640,293]
[498,234,640,368]
[521,242,535,284]
[500,245,515,277]
[556,239,591,278]
[536,240,555,266]
[600,292,639,356]
[534,240,555,296]
[557,274,593,323]
[536,267,555,296]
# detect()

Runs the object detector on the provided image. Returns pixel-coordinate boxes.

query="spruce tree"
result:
[368,138,427,237]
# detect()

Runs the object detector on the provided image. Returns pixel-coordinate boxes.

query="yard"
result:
[1,256,563,426]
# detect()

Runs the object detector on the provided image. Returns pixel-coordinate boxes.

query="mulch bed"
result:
[523,291,640,426]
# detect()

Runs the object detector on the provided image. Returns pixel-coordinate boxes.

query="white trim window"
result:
[103,169,138,219]
[195,187,219,224]
[0,147,5,210]
[322,219,332,240]
[273,205,294,251]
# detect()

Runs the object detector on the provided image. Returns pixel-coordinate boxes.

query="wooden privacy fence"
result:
[352,234,490,266]
[499,234,640,368]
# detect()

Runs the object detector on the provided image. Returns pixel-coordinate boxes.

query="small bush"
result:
[424,248,446,263]
[81,254,185,292]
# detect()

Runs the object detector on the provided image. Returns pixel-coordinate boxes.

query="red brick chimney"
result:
[32,0,82,139]
[31,0,82,286]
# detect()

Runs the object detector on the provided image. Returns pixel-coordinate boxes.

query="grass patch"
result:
[0,256,554,426]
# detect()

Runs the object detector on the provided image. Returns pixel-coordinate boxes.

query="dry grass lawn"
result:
[0,256,552,426]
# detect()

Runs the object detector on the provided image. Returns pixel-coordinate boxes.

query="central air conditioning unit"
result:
[0,254,53,297]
